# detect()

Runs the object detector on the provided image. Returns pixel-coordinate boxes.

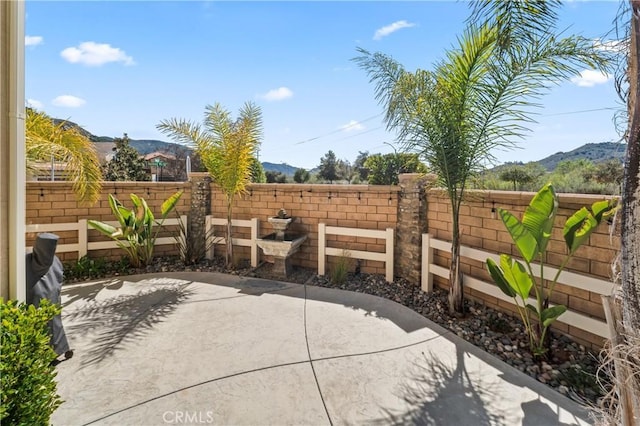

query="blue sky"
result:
[25,1,623,170]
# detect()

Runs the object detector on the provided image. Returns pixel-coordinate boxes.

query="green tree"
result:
[293,168,310,183]
[265,171,287,183]
[25,109,103,203]
[103,134,150,182]
[592,159,624,186]
[249,157,266,183]
[318,150,339,183]
[355,1,611,314]
[158,102,263,265]
[353,150,370,182]
[336,159,354,183]
[547,159,600,193]
[365,152,428,185]
[499,163,545,191]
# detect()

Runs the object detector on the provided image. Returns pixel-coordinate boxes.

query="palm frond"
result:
[468,0,562,51]
[25,109,103,204]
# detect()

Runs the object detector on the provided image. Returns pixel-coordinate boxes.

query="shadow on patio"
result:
[62,279,194,367]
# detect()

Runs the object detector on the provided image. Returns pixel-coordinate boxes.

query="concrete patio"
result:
[52,272,592,425]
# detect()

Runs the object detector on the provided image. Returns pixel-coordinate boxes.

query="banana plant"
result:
[88,191,183,267]
[486,184,616,357]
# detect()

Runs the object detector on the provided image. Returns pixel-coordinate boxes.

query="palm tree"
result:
[354,0,612,314]
[25,109,102,204]
[157,102,263,266]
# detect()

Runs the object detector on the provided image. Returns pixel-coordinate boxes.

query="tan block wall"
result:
[426,189,619,349]
[26,181,191,262]
[209,183,399,275]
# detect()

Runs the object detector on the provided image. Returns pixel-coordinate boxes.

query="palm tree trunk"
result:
[226,197,233,266]
[448,207,464,315]
[623,0,640,333]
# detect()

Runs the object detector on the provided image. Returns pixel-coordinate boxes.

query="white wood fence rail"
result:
[318,223,394,282]
[421,234,618,339]
[25,216,188,257]
[205,216,259,267]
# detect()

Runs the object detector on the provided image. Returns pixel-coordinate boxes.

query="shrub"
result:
[331,250,353,285]
[64,255,108,280]
[486,184,616,357]
[88,191,183,267]
[0,299,62,424]
[173,213,220,266]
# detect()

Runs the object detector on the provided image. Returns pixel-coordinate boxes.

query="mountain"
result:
[261,162,300,176]
[535,142,626,171]
[52,118,182,156]
[48,116,625,173]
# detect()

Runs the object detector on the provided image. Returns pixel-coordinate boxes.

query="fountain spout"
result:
[256,209,308,278]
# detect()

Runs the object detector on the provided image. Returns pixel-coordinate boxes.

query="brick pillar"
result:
[189,172,212,250]
[395,173,436,285]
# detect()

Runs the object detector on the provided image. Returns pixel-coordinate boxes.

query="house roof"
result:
[143,151,177,161]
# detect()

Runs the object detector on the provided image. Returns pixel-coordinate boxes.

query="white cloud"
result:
[61,42,134,66]
[25,35,43,47]
[373,20,416,40]
[594,38,625,53]
[340,120,365,132]
[26,99,44,109]
[259,87,293,101]
[52,95,86,108]
[570,70,611,87]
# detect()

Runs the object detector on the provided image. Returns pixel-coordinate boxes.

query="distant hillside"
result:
[51,118,191,158]
[261,162,301,176]
[53,117,626,174]
[49,117,313,172]
[536,142,626,171]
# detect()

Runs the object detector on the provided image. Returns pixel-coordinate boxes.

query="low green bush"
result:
[331,250,353,285]
[1,298,62,424]
[64,255,108,280]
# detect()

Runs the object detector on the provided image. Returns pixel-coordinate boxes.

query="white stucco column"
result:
[0,0,26,300]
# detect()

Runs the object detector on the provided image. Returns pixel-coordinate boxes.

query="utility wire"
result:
[541,106,619,116]
[294,114,382,145]
[290,107,618,148]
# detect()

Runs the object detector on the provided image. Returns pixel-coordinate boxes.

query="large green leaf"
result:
[140,197,154,227]
[563,199,616,254]
[88,220,119,238]
[161,191,184,218]
[108,194,125,226]
[486,258,516,297]
[495,254,533,300]
[592,199,617,223]
[505,256,533,300]
[521,183,557,255]
[130,194,146,225]
[563,207,597,254]
[498,209,538,262]
[541,305,567,327]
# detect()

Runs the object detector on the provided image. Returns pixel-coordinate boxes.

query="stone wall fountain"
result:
[255,209,307,278]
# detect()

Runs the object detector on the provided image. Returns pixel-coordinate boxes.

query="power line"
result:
[294,114,382,145]
[286,106,619,152]
[542,106,619,116]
